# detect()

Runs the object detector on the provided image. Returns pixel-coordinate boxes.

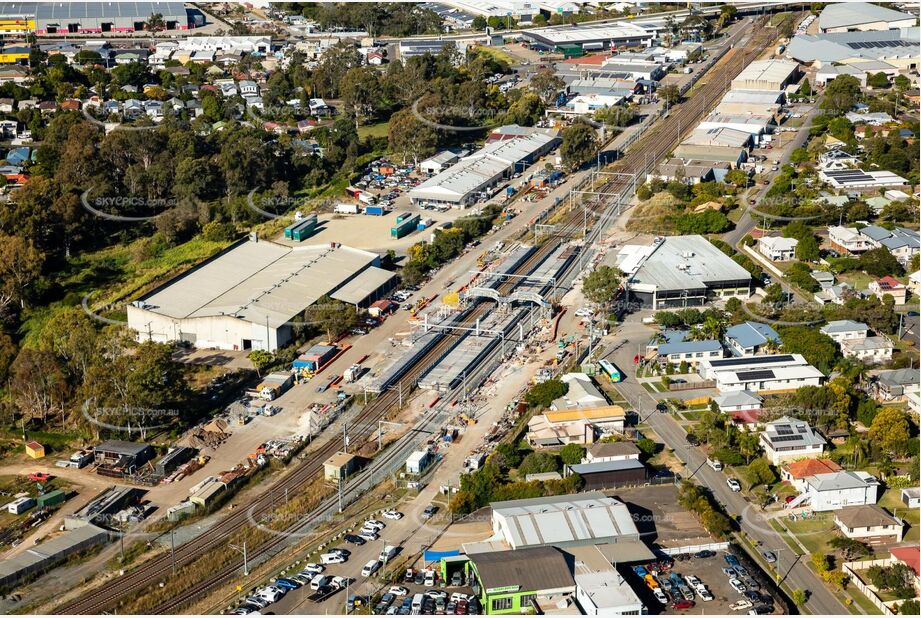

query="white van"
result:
[379,545,398,563]
[411,593,425,613]
[320,552,346,565]
[310,574,331,590]
[707,458,723,471]
[361,559,381,577]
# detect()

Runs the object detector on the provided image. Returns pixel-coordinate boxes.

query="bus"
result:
[598,359,622,383]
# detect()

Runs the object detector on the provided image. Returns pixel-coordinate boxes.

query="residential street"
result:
[603,315,849,616]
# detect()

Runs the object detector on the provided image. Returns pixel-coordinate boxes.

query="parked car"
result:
[358,530,379,542]
[686,433,700,447]
[273,578,300,590]
[388,585,409,596]
[694,550,715,558]
[364,520,385,531]
[302,563,324,576]
[344,534,366,545]
[383,510,404,520]
[361,559,381,577]
[653,588,668,604]
[724,553,740,567]
[451,571,464,586]
[729,578,747,593]
[761,551,777,563]
[422,504,438,519]
[672,599,695,610]
[727,478,742,492]
[730,600,753,611]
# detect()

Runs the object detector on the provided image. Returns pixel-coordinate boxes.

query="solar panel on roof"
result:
[737,369,775,381]
[771,434,805,443]
[710,355,794,367]
[775,425,794,435]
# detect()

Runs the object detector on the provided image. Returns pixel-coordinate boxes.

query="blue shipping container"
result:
[365,206,385,216]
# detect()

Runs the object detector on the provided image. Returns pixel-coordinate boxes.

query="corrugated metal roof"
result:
[819,2,916,30]
[627,235,752,293]
[472,547,574,593]
[330,266,395,305]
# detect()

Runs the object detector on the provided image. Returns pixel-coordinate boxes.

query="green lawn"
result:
[769,519,804,556]
[879,488,919,543]
[837,271,875,291]
[778,512,838,554]
[472,45,517,65]
[357,121,391,139]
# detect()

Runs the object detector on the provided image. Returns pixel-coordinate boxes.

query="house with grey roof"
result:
[724,321,780,357]
[840,335,893,363]
[820,320,868,343]
[875,368,920,401]
[760,416,826,465]
[655,338,723,366]
[787,27,920,68]
[794,470,880,511]
[713,390,763,413]
[835,505,903,544]
[860,226,920,265]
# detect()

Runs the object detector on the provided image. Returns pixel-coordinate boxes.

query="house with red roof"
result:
[889,545,921,593]
[869,275,908,304]
[780,458,841,492]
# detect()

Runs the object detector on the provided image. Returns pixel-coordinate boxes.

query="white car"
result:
[364,520,385,531]
[331,576,352,589]
[574,308,593,318]
[302,563,324,576]
[256,587,283,603]
[727,478,742,492]
[730,600,753,611]
[652,588,668,604]
[383,510,404,520]
[424,570,435,586]
[358,530,379,542]
[729,578,747,593]
[388,586,409,596]
[684,575,701,588]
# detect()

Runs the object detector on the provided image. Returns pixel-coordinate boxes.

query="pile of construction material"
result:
[189,419,231,448]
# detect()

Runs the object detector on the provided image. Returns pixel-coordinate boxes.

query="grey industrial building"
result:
[126,238,395,352]
[521,21,657,51]
[786,27,919,70]
[2,2,196,35]
[616,235,753,309]
[0,524,110,589]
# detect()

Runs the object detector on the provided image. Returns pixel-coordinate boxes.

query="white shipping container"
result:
[335,203,360,214]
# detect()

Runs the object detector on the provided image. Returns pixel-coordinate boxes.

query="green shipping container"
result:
[36,489,66,508]
[390,214,420,239]
[291,220,317,242]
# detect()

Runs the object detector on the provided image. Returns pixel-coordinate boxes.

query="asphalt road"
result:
[603,317,849,616]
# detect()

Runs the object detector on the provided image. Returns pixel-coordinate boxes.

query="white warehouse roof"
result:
[491,491,639,549]
[819,2,917,31]
[135,239,379,328]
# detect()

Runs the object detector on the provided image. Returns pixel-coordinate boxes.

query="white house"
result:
[238,80,259,96]
[582,441,641,464]
[760,416,826,465]
[835,505,904,544]
[713,390,763,414]
[840,335,894,363]
[405,449,433,475]
[820,320,869,344]
[818,149,860,170]
[868,276,909,304]
[551,373,607,410]
[828,226,875,254]
[901,488,920,509]
[758,236,798,261]
[791,470,880,512]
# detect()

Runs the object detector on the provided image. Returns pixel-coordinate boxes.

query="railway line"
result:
[55,17,782,616]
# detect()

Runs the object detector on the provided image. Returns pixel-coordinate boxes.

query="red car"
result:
[673,600,695,610]
[28,472,51,482]
[455,599,469,615]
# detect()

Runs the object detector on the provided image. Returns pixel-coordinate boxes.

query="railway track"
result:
[55,18,781,616]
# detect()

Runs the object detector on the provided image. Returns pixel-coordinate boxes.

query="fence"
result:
[660,541,730,556]
[668,380,716,392]
[841,558,899,615]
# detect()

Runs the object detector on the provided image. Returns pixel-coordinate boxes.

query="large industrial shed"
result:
[521,21,657,51]
[730,59,800,91]
[0,524,110,588]
[409,132,559,208]
[818,2,917,33]
[786,28,919,70]
[6,2,196,35]
[617,235,753,310]
[127,238,394,351]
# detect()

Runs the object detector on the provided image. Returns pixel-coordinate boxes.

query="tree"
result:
[744,458,776,487]
[471,15,488,30]
[636,438,657,458]
[559,444,585,466]
[0,234,44,310]
[387,108,437,166]
[779,326,838,374]
[786,262,820,293]
[308,295,358,342]
[659,84,680,106]
[675,210,730,234]
[795,234,820,262]
[867,72,890,89]
[898,600,920,615]
[37,307,98,382]
[821,75,861,114]
[502,92,544,127]
[811,551,831,573]
[525,379,567,408]
[248,350,273,377]
[10,349,69,426]
[859,247,904,277]
[340,66,382,129]
[146,12,166,32]
[725,169,749,189]
[790,147,810,165]
[0,332,15,385]
[797,79,812,98]
[518,451,559,476]
[493,442,523,468]
[894,75,911,92]
[829,537,871,561]
[868,407,911,457]
[528,67,565,104]
[791,589,809,607]
[582,265,621,305]
[560,121,597,171]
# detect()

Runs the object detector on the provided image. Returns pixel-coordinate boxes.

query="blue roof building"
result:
[725,321,780,357]
[656,339,723,366]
